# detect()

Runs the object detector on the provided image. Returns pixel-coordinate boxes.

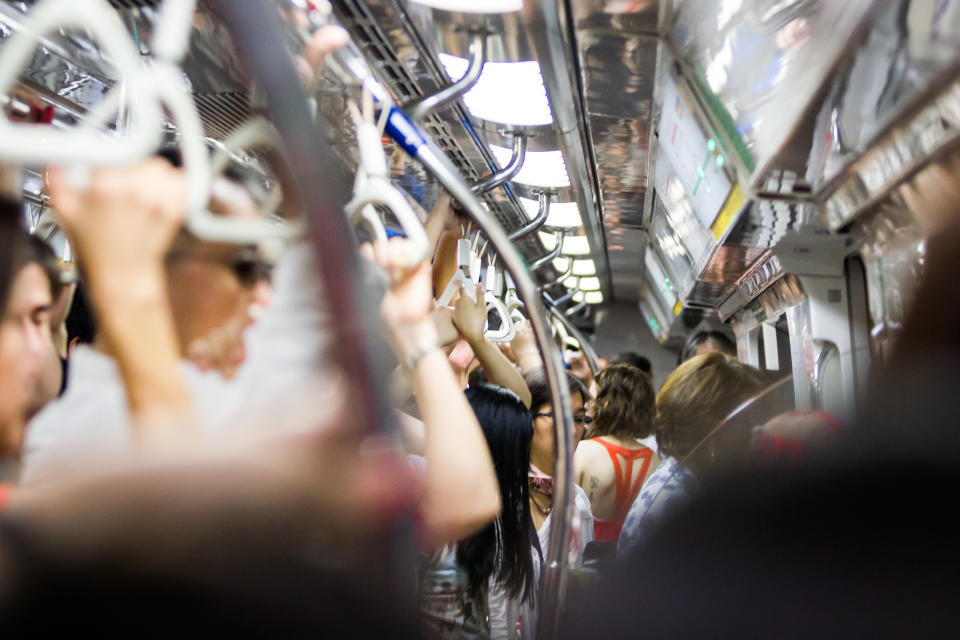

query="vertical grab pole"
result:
[210,0,413,604]
[382,107,575,639]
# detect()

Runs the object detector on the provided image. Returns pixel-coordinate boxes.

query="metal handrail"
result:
[550,282,580,307]
[529,231,566,271]
[509,189,551,241]
[406,31,485,122]
[564,301,587,317]
[471,132,526,194]
[548,306,600,376]
[383,110,575,633]
[538,258,573,291]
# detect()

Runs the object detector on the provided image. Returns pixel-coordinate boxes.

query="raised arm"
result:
[379,242,500,546]
[49,160,193,441]
[453,285,532,408]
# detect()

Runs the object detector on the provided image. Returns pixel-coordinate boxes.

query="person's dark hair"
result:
[0,195,19,310]
[65,281,96,346]
[460,385,540,605]
[656,353,768,459]
[589,364,655,440]
[609,352,651,374]
[678,330,736,365]
[24,234,63,300]
[525,367,589,413]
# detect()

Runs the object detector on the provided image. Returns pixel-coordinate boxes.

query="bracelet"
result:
[404,341,440,371]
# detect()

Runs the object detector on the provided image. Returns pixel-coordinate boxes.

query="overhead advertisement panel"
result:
[658,74,733,230]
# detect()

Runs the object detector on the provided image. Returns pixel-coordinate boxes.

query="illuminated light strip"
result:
[520,196,582,228]
[439,54,552,126]
[492,145,569,188]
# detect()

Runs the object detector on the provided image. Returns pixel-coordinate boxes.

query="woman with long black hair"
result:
[420,384,541,640]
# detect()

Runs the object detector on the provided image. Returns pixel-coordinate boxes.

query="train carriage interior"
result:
[1,0,960,636]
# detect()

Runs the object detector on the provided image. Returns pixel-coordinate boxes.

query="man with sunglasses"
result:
[21,170,274,486]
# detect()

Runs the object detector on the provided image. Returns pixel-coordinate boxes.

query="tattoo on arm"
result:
[590,476,599,489]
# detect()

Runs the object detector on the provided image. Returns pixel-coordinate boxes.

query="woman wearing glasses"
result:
[519,369,594,638]
[573,364,659,542]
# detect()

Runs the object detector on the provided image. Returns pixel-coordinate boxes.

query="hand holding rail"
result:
[436,237,480,307]
[345,91,430,267]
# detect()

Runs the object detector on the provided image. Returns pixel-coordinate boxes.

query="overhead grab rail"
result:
[471,132,527,194]
[564,301,586,317]
[509,189,551,241]
[406,31,485,122]
[529,230,566,271]
[537,258,574,292]
[548,280,581,308]
[547,305,600,377]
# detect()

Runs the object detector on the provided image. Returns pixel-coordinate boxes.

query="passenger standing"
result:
[574,364,659,542]
[618,353,767,555]
[522,369,595,638]
[420,385,539,640]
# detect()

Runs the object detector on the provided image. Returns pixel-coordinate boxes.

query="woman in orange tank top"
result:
[574,364,660,542]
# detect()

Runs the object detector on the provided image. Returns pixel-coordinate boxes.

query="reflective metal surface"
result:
[570,0,659,302]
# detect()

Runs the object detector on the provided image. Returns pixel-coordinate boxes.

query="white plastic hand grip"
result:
[483,291,513,343]
[435,238,478,308]
[0,0,163,165]
[346,121,429,268]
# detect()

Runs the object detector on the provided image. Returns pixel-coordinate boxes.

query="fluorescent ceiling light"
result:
[491,145,569,188]
[539,231,559,251]
[574,291,604,304]
[569,277,601,291]
[561,235,591,255]
[538,233,590,255]
[520,197,583,229]
[439,54,552,126]
[552,258,597,276]
[410,0,523,12]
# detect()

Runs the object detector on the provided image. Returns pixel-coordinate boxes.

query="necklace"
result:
[530,492,553,516]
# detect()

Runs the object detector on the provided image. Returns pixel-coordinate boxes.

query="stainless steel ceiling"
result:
[570,0,659,302]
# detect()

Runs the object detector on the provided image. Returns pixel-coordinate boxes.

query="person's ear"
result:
[67,336,80,356]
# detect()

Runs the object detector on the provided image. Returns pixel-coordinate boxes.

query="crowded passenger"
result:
[677,329,737,365]
[420,384,538,640]
[607,352,652,384]
[617,353,767,555]
[574,364,659,542]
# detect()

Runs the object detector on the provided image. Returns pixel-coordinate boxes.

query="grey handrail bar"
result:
[407,32,485,122]
[509,189,551,241]
[471,132,527,194]
[548,306,601,376]
[404,125,575,640]
[529,231,566,271]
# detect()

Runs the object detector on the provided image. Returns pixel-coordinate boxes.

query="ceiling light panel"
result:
[538,233,591,255]
[573,291,604,304]
[520,196,583,228]
[439,54,552,126]
[491,145,570,188]
[552,258,597,276]
[410,0,523,12]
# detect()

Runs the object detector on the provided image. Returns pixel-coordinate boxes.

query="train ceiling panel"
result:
[4,0,960,338]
